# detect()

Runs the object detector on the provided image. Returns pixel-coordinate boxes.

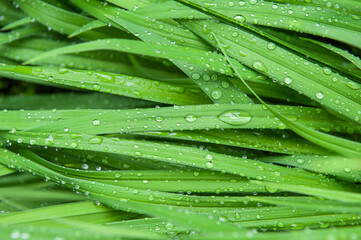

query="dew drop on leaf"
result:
[252,60,268,72]
[284,77,293,85]
[345,81,360,90]
[92,119,101,126]
[267,42,276,50]
[44,136,54,146]
[234,15,246,22]
[218,110,252,125]
[93,84,100,91]
[155,116,164,122]
[205,161,213,168]
[315,92,324,99]
[239,50,247,57]
[185,113,197,123]
[191,73,200,80]
[70,142,78,148]
[322,67,332,75]
[211,88,223,100]
[165,223,174,230]
[89,136,103,145]
[264,185,278,193]
[296,159,305,165]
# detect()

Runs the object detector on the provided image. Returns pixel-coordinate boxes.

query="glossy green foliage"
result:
[0,0,360,239]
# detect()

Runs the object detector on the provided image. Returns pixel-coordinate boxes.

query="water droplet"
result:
[344,168,351,173]
[277,222,285,228]
[265,185,278,193]
[203,74,211,81]
[234,15,246,22]
[205,161,213,168]
[221,81,230,88]
[238,1,245,6]
[345,81,360,90]
[296,159,305,165]
[267,42,276,50]
[93,84,100,91]
[319,222,329,228]
[315,92,324,100]
[185,114,197,123]
[284,77,293,85]
[252,60,268,72]
[232,31,239,37]
[158,222,171,231]
[211,88,223,99]
[70,142,78,148]
[239,50,247,57]
[81,164,89,170]
[191,73,200,80]
[44,136,54,146]
[89,136,103,144]
[218,110,252,125]
[92,119,101,126]
[322,67,332,75]
[155,116,164,122]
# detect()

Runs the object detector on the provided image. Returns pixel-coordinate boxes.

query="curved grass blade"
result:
[1,38,183,78]
[137,129,329,155]
[210,30,361,158]
[1,16,32,31]
[268,0,361,16]
[171,0,361,48]
[0,25,43,45]
[0,93,157,110]
[235,213,361,230]
[22,38,233,73]
[0,201,114,225]
[184,20,361,123]
[71,0,207,49]
[302,37,361,72]
[71,0,253,104]
[0,64,209,105]
[195,225,361,240]
[68,20,107,38]
[14,0,123,40]
[0,1,25,27]
[0,148,247,234]
[0,164,14,177]
[250,196,361,214]
[2,132,346,189]
[10,104,360,135]
[251,180,361,203]
[255,27,361,82]
[261,155,361,183]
